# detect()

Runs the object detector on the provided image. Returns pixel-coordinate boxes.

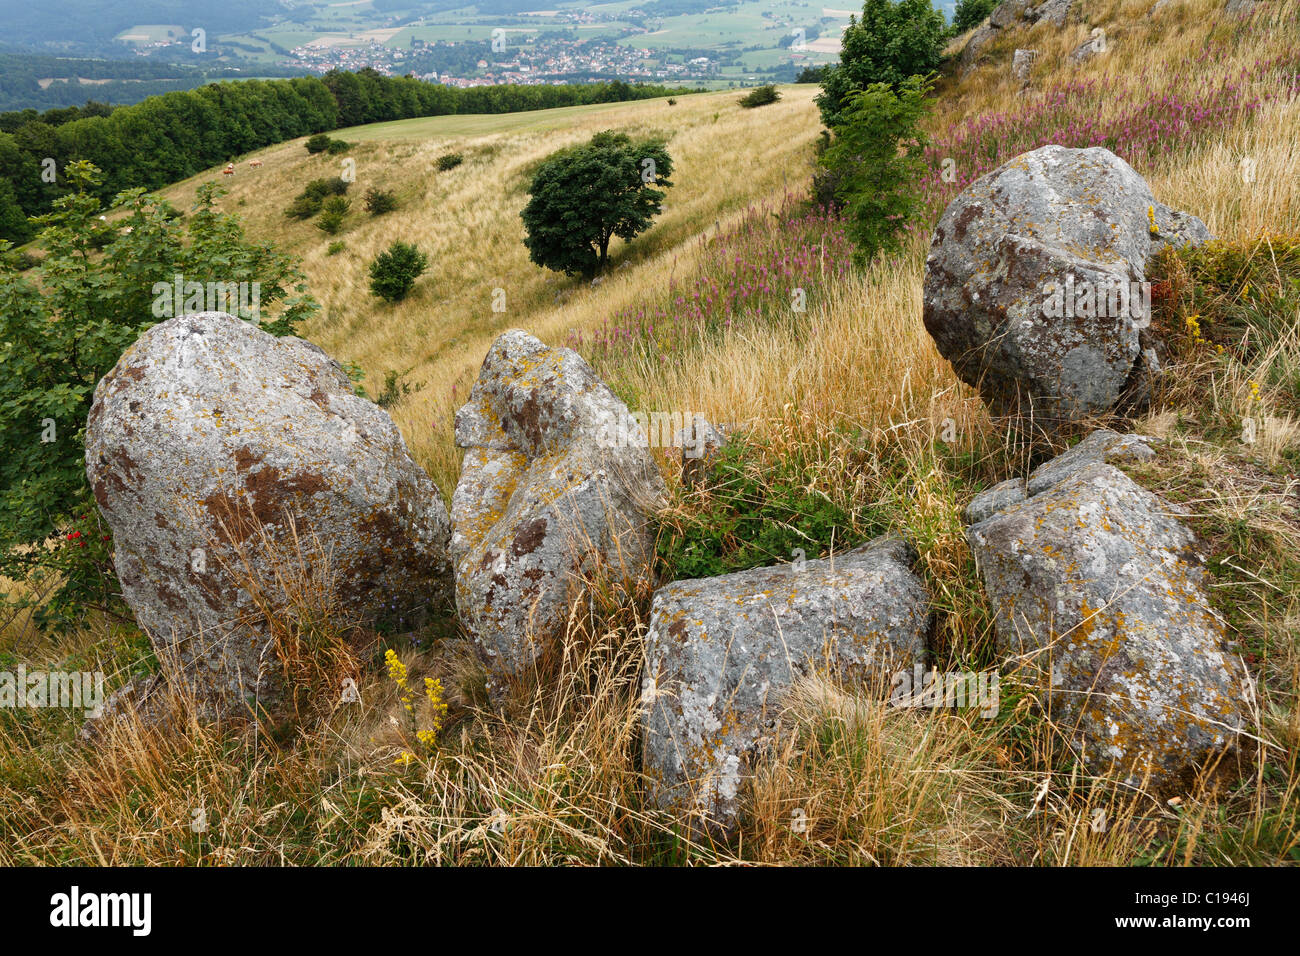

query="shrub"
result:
[286,177,350,220]
[316,195,351,235]
[327,240,346,255]
[667,97,677,105]
[436,152,464,171]
[739,84,782,108]
[368,240,428,302]
[364,187,398,215]
[372,369,424,409]
[819,76,933,263]
[326,139,351,155]
[306,133,333,154]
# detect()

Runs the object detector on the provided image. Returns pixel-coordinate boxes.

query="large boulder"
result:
[641,536,932,835]
[85,312,452,720]
[451,330,665,692]
[923,145,1211,433]
[966,443,1254,792]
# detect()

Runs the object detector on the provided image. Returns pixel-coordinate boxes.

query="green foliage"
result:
[738,84,782,108]
[316,195,351,235]
[521,130,673,279]
[286,177,350,220]
[364,187,398,215]
[327,240,347,256]
[368,240,428,302]
[819,77,933,263]
[435,152,464,172]
[951,0,998,33]
[816,0,947,128]
[371,369,425,409]
[656,435,879,581]
[0,161,318,627]
[326,138,352,155]
[306,133,333,154]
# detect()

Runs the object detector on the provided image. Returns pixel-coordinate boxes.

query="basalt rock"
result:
[451,330,665,694]
[923,145,1212,435]
[85,312,452,722]
[641,536,932,834]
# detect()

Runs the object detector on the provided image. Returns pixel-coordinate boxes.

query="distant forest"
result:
[0,69,693,244]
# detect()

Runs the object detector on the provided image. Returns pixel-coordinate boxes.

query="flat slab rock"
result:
[641,536,932,834]
[966,446,1254,791]
[85,312,451,721]
[923,145,1211,431]
[451,330,664,690]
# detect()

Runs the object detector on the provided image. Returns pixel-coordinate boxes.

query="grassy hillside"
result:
[158,85,825,493]
[2,0,1298,866]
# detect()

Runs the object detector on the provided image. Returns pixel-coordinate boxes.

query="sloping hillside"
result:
[158,87,826,491]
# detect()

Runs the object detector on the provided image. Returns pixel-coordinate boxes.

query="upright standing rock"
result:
[923,145,1211,434]
[451,330,665,692]
[642,536,932,835]
[85,312,452,721]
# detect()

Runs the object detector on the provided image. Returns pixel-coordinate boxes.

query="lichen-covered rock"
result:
[1012,48,1038,82]
[960,0,1076,72]
[85,312,452,720]
[966,458,1253,791]
[965,429,1157,526]
[451,330,665,691]
[923,145,1211,433]
[641,536,932,834]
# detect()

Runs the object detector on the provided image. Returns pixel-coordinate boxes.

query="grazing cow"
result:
[222,163,235,176]
[249,158,263,168]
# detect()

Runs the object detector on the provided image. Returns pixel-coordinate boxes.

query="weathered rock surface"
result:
[960,0,1077,72]
[923,145,1212,433]
[1012,48,1038,83]
[966,442,1253,791]
[1069,29,1108,64]
[451,330,664,691]
[85,312,452,720]
[641,536,932,834]
[965,427,1157,526]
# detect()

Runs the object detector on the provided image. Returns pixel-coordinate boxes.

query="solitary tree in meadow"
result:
[521,130,673,279]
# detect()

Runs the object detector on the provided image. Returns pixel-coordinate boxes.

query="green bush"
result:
[326,139,351,155]
[286,177,350,220]
[371,369,424,409]
[306,133,333,154]
[436,152,464,171]
[738,84,782,108]
[368,240,428,302]
[327,240,346,255]
[819,76,933,263]
[316,195,351,235]
[364,187,398,215]
[655,434,879,581]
